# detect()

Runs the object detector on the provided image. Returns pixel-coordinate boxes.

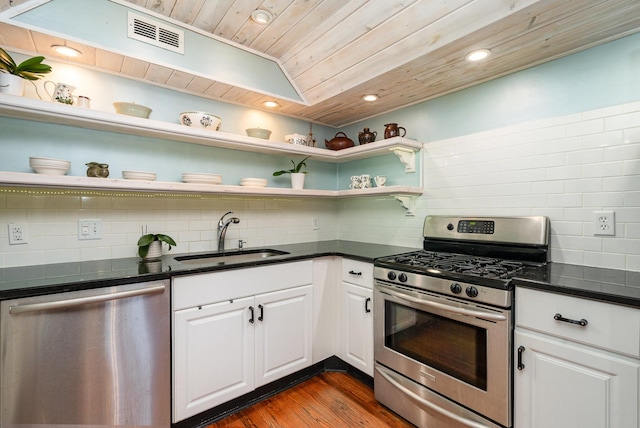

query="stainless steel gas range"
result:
[373,215,550,428]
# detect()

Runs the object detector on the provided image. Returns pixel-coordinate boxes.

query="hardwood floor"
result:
[205,371,414,427]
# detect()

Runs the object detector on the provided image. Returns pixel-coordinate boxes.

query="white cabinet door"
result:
[173,297,255,422]
[341,281,373,376]
[255,285,313,387]
[515,330,640,428]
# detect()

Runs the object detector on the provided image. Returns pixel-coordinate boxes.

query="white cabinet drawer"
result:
[172,260,313,310]
[516,287,640,358]
[341,259,373,289]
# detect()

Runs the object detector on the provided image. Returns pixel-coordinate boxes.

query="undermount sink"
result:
[174,249,289,265]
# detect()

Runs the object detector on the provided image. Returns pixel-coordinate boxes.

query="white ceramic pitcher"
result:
[44,81,76,104]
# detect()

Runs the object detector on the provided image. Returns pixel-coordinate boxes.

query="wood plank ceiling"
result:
[1,0,640,127]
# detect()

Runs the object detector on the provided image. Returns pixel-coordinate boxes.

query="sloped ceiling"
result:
[2,0,640,127]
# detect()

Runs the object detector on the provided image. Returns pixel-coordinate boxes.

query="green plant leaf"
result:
[137,234,155,247]
[156,234,177,250]
[0,47,16,73]
[138,245,150,258]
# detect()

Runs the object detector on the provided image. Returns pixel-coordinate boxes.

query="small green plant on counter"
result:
[137,233,177,258]
[272,156,310,176]
[0,46,52,80]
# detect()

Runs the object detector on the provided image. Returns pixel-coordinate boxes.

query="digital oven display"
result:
[457,220,495,234]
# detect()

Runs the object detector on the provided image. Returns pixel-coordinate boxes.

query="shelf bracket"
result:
[389,147,416,173]
[393,195,417,216]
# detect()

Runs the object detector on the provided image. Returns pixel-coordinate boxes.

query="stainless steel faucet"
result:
[217,211,240,252]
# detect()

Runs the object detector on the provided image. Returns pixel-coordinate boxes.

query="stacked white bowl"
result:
[29,157,71,175]
[182,173,222,184]
[122,171,156,180]
[240,177,267,187]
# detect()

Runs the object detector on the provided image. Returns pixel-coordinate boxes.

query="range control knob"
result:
[447,223,454,231]
[466,286,479,298]
[450,283,462,294]
[398,273,408,283]
[387,271,397,281]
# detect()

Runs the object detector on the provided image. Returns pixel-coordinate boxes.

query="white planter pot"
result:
[142,240,162,261]
[0,74,25,96]
[291,173,305,189]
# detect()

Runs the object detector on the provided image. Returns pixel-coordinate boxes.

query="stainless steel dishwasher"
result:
[0,280,170,427]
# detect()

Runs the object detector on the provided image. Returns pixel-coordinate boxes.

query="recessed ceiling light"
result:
[251,9,273,24]
[51,44,82,57]
[362,94,379,102]
[465,49,491,62]
[263,100,280,108]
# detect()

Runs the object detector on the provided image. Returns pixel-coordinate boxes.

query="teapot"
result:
[86,162,109,178]
[358,127,377,145]
[325,132,355,151]
[384,123,406,139]
[44,81,76,105]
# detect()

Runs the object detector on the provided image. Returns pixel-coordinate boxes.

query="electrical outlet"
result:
[593,211,615,236]
[78,219,103,240]
[8,223,28,245]
[312,217,320,230]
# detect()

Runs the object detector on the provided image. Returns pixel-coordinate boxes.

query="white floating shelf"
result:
[0,94,422,163]
[0,172,423,198]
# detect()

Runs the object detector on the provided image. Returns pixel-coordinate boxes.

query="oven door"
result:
[374,281,511,427]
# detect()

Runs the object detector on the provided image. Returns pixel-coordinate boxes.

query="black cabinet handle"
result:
[249,306,255,323]
[365,297,371,313]
[258,304,264,321]
[554,313,588,327]
[349,270,362,276]
[517,346,525,370]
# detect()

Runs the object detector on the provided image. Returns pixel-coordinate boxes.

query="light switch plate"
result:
[78,219,103,240]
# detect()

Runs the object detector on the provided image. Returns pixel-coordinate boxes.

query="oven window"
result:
[384,300,487,390]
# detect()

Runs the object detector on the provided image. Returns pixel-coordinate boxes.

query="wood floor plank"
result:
[206,372,414,427]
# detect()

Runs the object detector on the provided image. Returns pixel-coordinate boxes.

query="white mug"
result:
[350,175,361,189]
[360,174,371,189]
[76,95,91,108]
[374,175,387,187]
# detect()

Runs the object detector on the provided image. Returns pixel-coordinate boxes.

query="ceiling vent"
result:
[127,12,184,54]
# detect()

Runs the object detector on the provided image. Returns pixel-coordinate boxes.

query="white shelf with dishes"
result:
[0,172,423,198]
[0,94,422,163]
[0,94,423,198]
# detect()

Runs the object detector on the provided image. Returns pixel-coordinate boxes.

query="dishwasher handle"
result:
[8,284,166,314]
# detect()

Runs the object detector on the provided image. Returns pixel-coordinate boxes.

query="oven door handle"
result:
[380,287,506,322]
[375,365,493,428]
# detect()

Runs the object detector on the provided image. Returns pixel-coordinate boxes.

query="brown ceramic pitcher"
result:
[384,123,406,139]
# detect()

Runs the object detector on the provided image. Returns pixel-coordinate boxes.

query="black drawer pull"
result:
[258,304,264,322]
[554,313,588,327]
[517,346,525,370]
[365,297,371,313]
[349,270,362,276]
[249,306,255,323]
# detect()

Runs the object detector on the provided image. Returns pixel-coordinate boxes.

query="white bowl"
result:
[122,170,156,180]
[29,157,70,175]
[179,111,222,131]
[240,178,267,187]
[246,128,272,139]
[31,166,70,175]
[182,172,222,184]
[284,133,307,145]
[113,102,152,118]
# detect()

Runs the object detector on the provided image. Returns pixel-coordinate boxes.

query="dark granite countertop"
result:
[0,240,417,300]
[513,263,640,308]
[1,240,638,308]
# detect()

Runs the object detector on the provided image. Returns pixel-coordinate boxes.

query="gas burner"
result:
[385,251,526,281]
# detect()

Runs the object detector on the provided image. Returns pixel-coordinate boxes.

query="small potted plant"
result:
[0,47,52,96]
[137,232,177,261]
[273,156,310,189]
